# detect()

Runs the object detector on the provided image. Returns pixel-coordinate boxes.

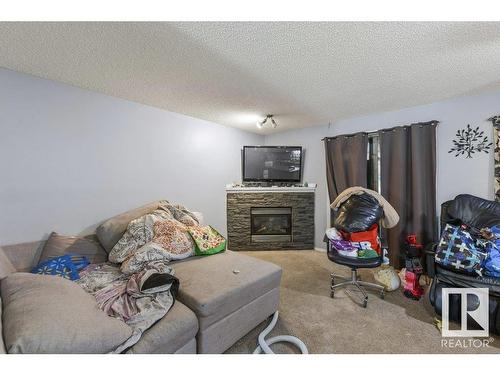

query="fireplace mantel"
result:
[226,188,315,251]
[226,186,316,193]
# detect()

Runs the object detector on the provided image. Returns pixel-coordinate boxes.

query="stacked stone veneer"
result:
[226,192,314,251]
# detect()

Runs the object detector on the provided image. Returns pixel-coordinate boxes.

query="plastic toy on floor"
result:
[403,234,424,300]
[374,264,400,291]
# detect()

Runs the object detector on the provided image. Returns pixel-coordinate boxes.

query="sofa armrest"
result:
[0,247,16,280]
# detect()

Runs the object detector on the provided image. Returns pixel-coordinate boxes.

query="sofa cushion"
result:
[39,232,107,264]
[126,301,198,354]
[96,200,164,252]
[172,250,281,327]
[1,241,43,272]
[1,273,132,353]
[0,247,16,280]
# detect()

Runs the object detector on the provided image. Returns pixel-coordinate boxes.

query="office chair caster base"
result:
[330,268,385,307]
[330,273,348,283]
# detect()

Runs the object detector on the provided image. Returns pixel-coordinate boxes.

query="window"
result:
[367,134,381,193]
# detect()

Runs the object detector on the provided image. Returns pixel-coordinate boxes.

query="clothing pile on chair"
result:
[325,187,399,259]
[325,226,380,258]
[435,223,500,278]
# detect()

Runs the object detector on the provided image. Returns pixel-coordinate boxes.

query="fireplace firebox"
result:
[250,207,292,242]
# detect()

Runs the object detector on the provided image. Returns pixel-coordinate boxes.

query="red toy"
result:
[403,234,424,300]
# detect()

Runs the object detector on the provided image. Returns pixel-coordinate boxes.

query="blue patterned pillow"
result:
[62,253,90,271]
[31,254,89,280]
[435,224,487,276]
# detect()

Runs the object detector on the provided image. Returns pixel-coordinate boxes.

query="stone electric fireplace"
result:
[226,187,315,251]
[250,207,292,242]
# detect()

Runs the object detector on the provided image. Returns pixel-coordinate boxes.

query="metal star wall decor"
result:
[448,124,492,158]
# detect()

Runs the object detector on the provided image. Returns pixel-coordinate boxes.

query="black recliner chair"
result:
[427,194,500,334]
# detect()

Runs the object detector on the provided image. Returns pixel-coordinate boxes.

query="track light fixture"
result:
[256,114,278,129]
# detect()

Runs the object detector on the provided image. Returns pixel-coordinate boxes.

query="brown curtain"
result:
[324,133,368,224]
[379,122,438,268]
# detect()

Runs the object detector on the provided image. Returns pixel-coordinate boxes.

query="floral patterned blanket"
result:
[109,202,199,274]
[77,202,198,353]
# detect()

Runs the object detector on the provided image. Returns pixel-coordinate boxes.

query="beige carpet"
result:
[225,250,500,354]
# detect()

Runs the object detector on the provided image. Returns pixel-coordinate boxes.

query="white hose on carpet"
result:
[253,311,308,354]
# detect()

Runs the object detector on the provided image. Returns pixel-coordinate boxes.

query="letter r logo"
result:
[442,288,489,337]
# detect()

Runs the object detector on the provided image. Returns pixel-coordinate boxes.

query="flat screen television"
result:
[242,146,303,183]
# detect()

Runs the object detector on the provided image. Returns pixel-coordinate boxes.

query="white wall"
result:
[1,68,497,249]
[264,127,328,250]
[266,90,498,249]
[0,69,263,246]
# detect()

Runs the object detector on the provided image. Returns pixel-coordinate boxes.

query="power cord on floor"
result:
[253,311,308,354]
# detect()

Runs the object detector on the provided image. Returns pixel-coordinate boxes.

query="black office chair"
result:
[327,192,389,307]
[327,241,385,307]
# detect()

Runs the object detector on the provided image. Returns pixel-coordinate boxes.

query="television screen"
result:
[242,146,302,182]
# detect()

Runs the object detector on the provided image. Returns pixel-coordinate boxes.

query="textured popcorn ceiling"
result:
[1,22,500,134]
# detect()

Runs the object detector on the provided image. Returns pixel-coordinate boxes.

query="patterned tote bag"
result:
[188,226,227,256]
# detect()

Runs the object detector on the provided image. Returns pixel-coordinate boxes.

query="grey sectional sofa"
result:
[0,206,282,354]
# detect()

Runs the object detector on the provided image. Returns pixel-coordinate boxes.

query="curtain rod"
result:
[321,120,439,141]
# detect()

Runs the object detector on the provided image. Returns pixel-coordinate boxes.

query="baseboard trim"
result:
[314,247,327,253]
